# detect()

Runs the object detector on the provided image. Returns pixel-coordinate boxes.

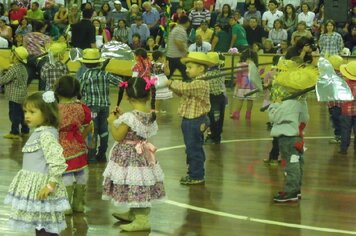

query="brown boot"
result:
[119,208,151,232]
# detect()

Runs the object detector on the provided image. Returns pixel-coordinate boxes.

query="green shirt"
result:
[26,9,44,21]
[231,23,248,47]
[214,30,231,52]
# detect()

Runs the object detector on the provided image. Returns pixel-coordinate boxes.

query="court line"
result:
[158,136,356,235]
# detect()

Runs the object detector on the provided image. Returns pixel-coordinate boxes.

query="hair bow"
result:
[143,77,156,90]
[119,81,129,88]
[42,91,56,103]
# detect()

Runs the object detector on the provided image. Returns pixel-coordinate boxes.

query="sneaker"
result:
[180,176,205,185]
[329,137,341,144]
[273,191,298,203]
[3,133,22,139]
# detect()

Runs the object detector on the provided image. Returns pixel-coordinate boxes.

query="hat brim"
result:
[340,64,356,81]
[13,52,27,64]
[79,58,106,64]
[181,57,214,67]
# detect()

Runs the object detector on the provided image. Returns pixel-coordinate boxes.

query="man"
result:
[189,0,211,29]
[8,2,27,32]
[243,3,262,26]
[229,16,249,51]
[71,9,96,49]
[107,1,128,31]
[245,17,266,45]
[262,0,283,31]
[142,1,160,38]
[25,2,44,24]
[196,20,214,42]
[130,16,150,45]
[188,35,211,52]
[166,15,190,81]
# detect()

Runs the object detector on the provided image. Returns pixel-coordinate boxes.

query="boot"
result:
[112,209,135,222]
[65,186,74,215]
[245,111,251,120]
[119,208,151,232]
[72,184,86,213]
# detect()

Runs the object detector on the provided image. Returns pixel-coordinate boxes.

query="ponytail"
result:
[150,85,156,122]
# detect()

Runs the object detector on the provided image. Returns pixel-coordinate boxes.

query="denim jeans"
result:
[329,106,341,137]
[208,94,225,142]
[88,106,109,159]
[340,115,356,152]
[181,115,209,180]
[9,101,29,135]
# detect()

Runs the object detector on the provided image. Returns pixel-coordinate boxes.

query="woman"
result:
[319,20,344,56]
[92,19,110,48]
[113,19,132,44]
[127,4,142,25]
[0,19,13,46]
[68,4,81,25]
[281,4,297,39]
[145,36,159,52]
[97,3,111,25]
[15,18,32,36]
[54,4,69,34]
[291,21,313,45]
[126,0,142,9]
[211,23,230,52]
[298,3,315,29]
[312,3,324,40]
[0,3,9,25]
[216,4,232,31]
[268,19,288,46]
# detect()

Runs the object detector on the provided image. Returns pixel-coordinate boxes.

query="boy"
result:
[79,48,122,162]
[166,52,213,185]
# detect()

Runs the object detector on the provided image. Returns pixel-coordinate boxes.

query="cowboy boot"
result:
[65,186,74,215]
[112,209,135,222]
[72,184,86,213]
[119,208,151,232]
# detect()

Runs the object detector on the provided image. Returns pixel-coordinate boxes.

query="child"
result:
[0,46,30,139]
[79,48,123,162]
[4,91,70,235]
[231,49,259,120]
[102,77,165,232]
[166,52,212,184]
[54,75,92,214]
[40,42,69,91]
[151,50,173,113]
[132,48,151,78]
[339,61,356,154]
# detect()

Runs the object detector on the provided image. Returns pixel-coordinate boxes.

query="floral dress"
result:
[102,111,166,207]
[4,126,70,234]
[58,102,91,174]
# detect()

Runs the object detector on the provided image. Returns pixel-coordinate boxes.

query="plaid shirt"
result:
[41,61,69,91]
[0,63,28,103]
[319,32,344,56]
[206,68,225,96]
[169,80,210,119]
[79,68,122,107]
[341,79,356,116]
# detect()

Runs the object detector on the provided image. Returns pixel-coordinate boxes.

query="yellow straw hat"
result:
[275,59,299,71]
[325,55,343,71]
[13,46,29,63]
[80,48,105,64]
[181,52,215,67]
[340,61,356,81]
[207,52,224,66]
[49,42,67,56]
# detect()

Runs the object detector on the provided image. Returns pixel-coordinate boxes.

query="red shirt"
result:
[203,0,215,10]
[341,79,356,116]
[8,8,27,23]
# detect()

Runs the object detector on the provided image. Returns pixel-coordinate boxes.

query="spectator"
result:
[252,42,264,54]
[8,2,27,33]
[68,4,81,25]
[54,4,69,34]
[130,32,142,49]
[71,9,96,49]
[262,0,283,31]
[301,0,319,12]
[245,17,266,46]
[211,23,230,52]
[130,15,150,45]
[281,4,298,39]
[0,3,9,25]
[142,1,160,37]
[126,0,142,9]
[108,1,128,31]
[179,0,194,12]
[171,7,187,22]
[298,2,315,29]
[245,0,266,13]
[15,18,32,36]
[93,19,110,48]
[216,4,232,30]
[189,0,211,29]
[243,3,262,26]
[196,20,214,42]
[269,19,288,46]
[113,19,132,44]
[43,0,59,25]
[188,34,211,52]
[276,39,289,54]
[234,10,244,25]
[229,15,249,51]
[263,38,276,53]
[319,19,344,55]
[25,2,44,24]
[215,0,237,13]
[312,3,324,39]
[203,0,215,12]
[145,36,159,52]
[285,36,314,63]
[97,3,111,24]
[127,4,142,25]
[291,21,312,45]
[282,0,301,9]
[0,19,13,46]
[82,2,97,17]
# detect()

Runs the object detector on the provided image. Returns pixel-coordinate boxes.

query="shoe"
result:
[112,210,135,222]
[230,111,240,120]
[329,137,341,144]
[273,191,298,203]
[3,133,21,139]
[180,176,205,185]
[119,208,151,232]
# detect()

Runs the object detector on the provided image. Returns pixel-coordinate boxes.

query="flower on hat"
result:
[42,91,56,103]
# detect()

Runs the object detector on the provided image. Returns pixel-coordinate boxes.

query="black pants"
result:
[208,94,225,143]
[269,137,279,160]
[329,106,341,137]
[167,57,190,82]
[27,55,47,91]
[9,101,29,135]
[35,229,59,236]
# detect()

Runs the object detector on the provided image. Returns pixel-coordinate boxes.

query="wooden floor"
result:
[1,85,356,236]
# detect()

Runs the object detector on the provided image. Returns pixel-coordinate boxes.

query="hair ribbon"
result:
[119,81,129,88]
[143,77,156,90]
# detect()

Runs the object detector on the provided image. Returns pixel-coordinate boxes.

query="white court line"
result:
[159,136,356,235]
[165,200,356,235]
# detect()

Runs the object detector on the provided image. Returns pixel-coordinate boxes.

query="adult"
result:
[107,1,128,31]
[216,4,232,30]
[282,0,301,9]
[92,19,110,48]
[43,0,59,25]
[285,36,314,63]
[281,4,298,39]
[245,16,266,45]
[68,4,81,25]
[145,36,159,52]
[142,1,160,37]
[54,4,69,34]
[262,0,283,31]
[25,2,44,24]
[268,19,288,46]
[211,23,230,52]
[215,0,237,13]
[291,21,312,45]
[243,3,262,26]
[301,0,319,12]
[129,16,150,45]
[179,0,194,12]
[312,3,324,39]
[71,9,96,49]
[188,34,211,52]
[189,0,211,29]
[126,4,141,25]
[113,19,132,44]
[0,19,13,46]
[97,2,111,24]
[166,15,190,81]
[15,18,32,36]
[196,20,214,42]
[229,16,248,51]
[244,0,266,13]
[8,2,27,33]
[319,20,344,56]
[0,3,9,25]
[298,3,315,29]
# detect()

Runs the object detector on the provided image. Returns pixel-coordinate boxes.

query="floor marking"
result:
[165,200,356,235]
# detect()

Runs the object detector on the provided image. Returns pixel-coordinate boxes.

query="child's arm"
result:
[108,112,129,142]
[167,80,208,97]
[0,65,16,85]
[163,61,170,76]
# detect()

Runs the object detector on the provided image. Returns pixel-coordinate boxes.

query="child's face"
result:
[24,103,44,128]
[133,36,139,43]
[186,62,205,78]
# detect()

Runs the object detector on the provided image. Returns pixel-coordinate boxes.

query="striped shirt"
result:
[41,61,69,91]
[169,80,210,119]
[167,24,188,58]
[189,9,211,27]
[79,68,123,107]
[0,63,28,103]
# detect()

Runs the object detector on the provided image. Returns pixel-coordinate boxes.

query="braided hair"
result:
[117,77,157,122]
[54,75,82,100]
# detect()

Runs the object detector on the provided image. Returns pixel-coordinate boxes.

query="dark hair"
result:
[221,4,232,16]
[301,2,310,11]
[273,19,282,28]
[0,3,5,15]
[132,32,141,40]
[324,19,336,33]
[283,4,296,21]
[178,15,190,24]
[240,48,258,66]
[54,75,81,100]
[23,91,59,128]
[82,8,93,19]
[268,0,278,6]
[32,20,45,32]
[92,19,103,34]
[100,3,111,16]
[117,77,156,122]
[134,48,148,59]
[118,19,127,27]
[152,50,164,61]
[32,2,39,7]
[272,55,281,66]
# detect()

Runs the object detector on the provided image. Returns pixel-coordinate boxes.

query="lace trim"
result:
[22,139,41,152]
[8,219,67,234]
[102,160,164,186]
[102,195,167,208]
[4,194,71,212]
[113,112,158,138]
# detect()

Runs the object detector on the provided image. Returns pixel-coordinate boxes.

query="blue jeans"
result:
[181,115,209,180]
[9,101,29,135]
[88,106,109,159]
[340,115,356,152]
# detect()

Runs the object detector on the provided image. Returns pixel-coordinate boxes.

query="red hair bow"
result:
[119,81,129,88]
[143,77,156,90]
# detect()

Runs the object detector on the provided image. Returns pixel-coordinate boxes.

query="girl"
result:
[132,48,151,78]
[54,75,92,215]
[102,77,166,232]
[231,49,259,120]
[4,91,70,235]
[92,19,110,48]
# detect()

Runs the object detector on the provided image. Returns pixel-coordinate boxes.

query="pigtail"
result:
[150,85,156,122]
[117,77,129,107]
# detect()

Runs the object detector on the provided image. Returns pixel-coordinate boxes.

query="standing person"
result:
[319,20,344,56]
[4,91,70,235]
[262,0,283,32]
[54,75,92,215]
[103,77,165,232]
[216,3,232,30]
[165,52,213,184]
[132,48,152,78]
[0,46,29,139]
[229,15,249,52]
[166,15,190,81]
[189,0,211,29]
[230,49,259,120]
[79,48,123,162]
[71,8,96,49]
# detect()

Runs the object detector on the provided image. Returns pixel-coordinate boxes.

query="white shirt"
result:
[282,0,301,7]
[262,10,284,29]
[215,0,237,11]
[0,36,8,48]
[188,42,212,52]
[298,11,315,28]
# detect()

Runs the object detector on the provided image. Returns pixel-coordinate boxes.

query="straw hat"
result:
[340,61,356,81]
[325,55,343,71]
[49,42,67,56]
[13,46,29,63]
[207,52,224,66]
[181,52,215,67]
[276,59,299,71]
[80,48,105,64]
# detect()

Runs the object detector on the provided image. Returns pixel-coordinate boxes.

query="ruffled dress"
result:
[234,62,257,100]
[4,126,70,234]
[151,62,173,100]
[102,111,166,207]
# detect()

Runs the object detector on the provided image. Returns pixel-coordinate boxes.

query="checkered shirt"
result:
[341,79,356,116]
[41,61,69,91]
[0,63,28,103]
[206,68,225,96]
